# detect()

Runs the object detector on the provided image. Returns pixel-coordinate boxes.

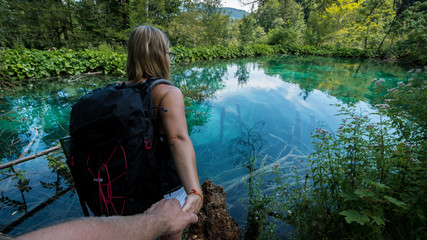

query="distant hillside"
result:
[222,7,249,19]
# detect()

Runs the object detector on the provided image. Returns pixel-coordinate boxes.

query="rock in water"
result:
[188,179,241,240]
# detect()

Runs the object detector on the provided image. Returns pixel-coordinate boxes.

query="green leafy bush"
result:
[372,69,427,144]
[267,27,299,46]
[281,45,382,59]
[1,48,126,81]
[2,44,387,82]
[267,71,426,239]
[172,44,281,62]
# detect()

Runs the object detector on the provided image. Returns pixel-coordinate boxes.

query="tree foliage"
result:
[391,1,427,64]
[241,0,425,64]
[0,0,230,49]
[0,0,425,64]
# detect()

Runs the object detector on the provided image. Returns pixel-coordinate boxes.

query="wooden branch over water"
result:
[0,146,61,170]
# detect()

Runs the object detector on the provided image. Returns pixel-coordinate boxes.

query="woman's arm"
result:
[155,85,203,214]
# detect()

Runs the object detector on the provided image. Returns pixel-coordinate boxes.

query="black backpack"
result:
[67,78,172,216]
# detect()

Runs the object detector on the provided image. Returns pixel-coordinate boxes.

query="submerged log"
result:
[19,128,38,159]
[0,146,61,170]
[219,107,225,143]
[1,186,73,234]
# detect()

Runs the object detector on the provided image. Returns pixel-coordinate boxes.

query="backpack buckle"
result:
[144,138,152,149]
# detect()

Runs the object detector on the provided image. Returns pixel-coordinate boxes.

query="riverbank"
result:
[1,44,397,84]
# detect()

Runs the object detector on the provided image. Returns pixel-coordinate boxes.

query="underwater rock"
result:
[188,179,241,240]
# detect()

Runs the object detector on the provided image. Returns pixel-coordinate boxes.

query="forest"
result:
[0,0,426,65]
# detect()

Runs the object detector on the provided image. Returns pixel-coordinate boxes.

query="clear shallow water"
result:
[0,55,410,237]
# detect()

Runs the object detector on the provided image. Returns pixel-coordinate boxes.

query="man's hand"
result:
[145,198,198,236]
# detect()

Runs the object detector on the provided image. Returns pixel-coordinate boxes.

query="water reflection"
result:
[262,55,409,103]
[172,61,227,134]
[230,122,268,239]
[0,55,410,237]
[1,167,32,214]
[0,150,75,234]
[235,62,250,86]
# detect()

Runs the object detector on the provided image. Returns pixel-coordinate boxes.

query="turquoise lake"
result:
[0,55,411,237]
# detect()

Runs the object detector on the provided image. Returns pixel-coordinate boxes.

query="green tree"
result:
[255,0,282,32]
[281,0,306,40]
[166,1,205,47]
[253,26,267,44]
[263,0,306,46]
[295,0,316,20]
[391,1,427,64]
[304,4,334,45]
[128,0,180,28]
[227,19,241,46]
[90,0,129,44]
[0,0,14,48]
[356,0,395,49]
[200,0,230,46]
[73,0,110,48]
[2,0,73,49]
[166,0,230,47]
[322,0,366,47]
[238,15,257,44]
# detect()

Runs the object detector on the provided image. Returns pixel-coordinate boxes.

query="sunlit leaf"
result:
[340,209,370,225]
[384,196,407,208]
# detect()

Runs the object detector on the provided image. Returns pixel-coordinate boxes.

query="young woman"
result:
[126,26,203,239]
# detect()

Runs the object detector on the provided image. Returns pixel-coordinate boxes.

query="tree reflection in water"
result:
[0,148,74,235]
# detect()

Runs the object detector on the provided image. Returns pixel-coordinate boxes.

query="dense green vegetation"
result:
[0,45,274,83]
[1,43,387,85]
[0,0,425,74]
[242,70,426,239]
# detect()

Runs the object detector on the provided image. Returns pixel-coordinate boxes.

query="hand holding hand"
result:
[145,198,198,236]
[182,189,203,214]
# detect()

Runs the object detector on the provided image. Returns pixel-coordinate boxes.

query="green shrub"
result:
[267,71,426,239]
[1,48,126,80]
[267,27,299,46]
[280,45,383,59]
[371,69,426,154]
[171,44,280,63]
[1,44,386,81]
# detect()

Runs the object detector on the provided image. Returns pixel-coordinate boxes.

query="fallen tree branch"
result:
[0,107,18,118]
[0,146,61,170]
[67,71,103,82]
[19,128,38,159]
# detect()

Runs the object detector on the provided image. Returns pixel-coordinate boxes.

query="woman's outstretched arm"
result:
[155,85,203,214]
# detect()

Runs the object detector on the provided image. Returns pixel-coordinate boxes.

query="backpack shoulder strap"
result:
[121,78,173,91]
[146,78,173,90]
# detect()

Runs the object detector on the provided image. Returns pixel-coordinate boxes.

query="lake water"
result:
[0,55,411,237]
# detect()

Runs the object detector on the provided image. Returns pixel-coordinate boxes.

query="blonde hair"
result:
[127,26,170,82]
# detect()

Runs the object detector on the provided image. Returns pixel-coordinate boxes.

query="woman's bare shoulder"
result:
[152,83,183,103]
